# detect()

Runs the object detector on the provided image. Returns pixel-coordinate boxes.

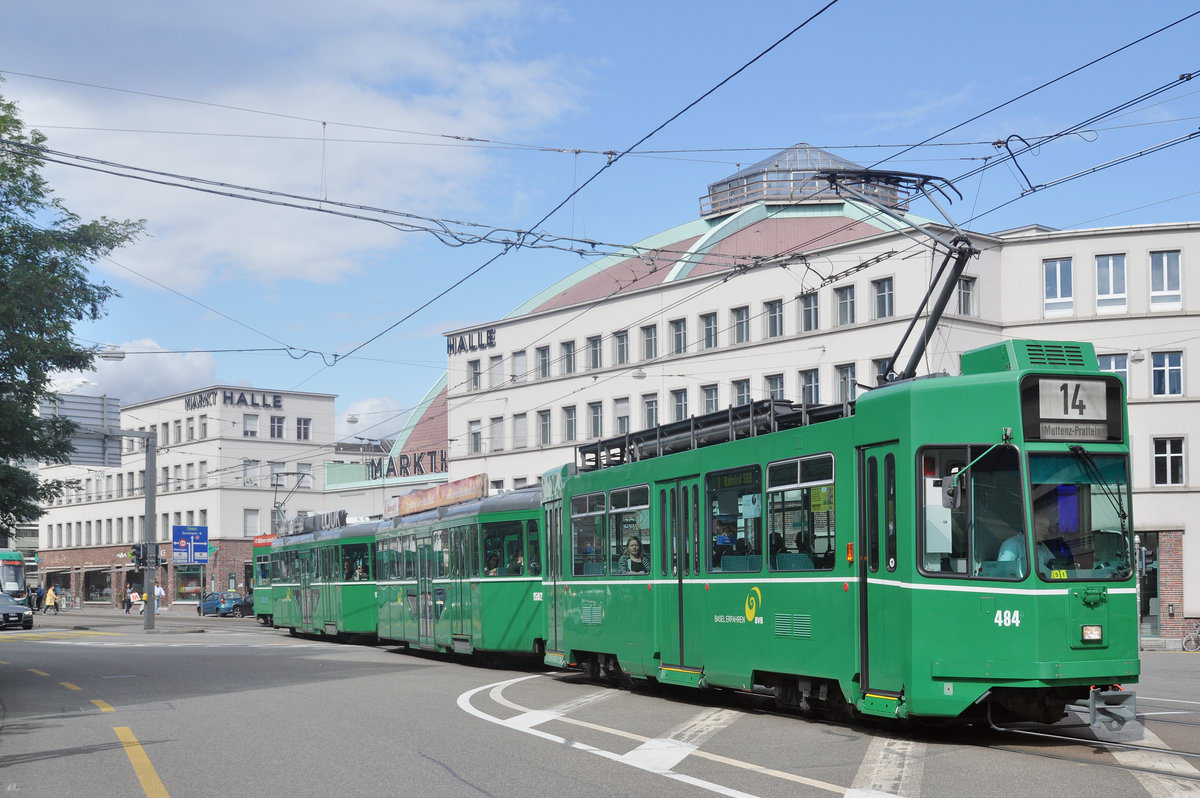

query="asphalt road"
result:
[2,609,1198,797]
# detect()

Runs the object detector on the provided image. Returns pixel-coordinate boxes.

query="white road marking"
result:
[1094,721,1200,796]
[459,675,852,796]
[848,735,926,797]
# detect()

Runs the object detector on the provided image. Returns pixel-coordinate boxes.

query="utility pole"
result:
[117,429,157,631]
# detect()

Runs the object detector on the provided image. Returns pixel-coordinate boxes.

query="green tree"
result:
[0,86,143,532]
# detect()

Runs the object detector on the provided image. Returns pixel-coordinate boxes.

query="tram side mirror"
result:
[941,471,962,510]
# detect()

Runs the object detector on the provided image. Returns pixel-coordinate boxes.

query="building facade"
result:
[36,386,337,608]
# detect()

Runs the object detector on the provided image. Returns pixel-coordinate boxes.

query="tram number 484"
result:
[994,610,1021,627]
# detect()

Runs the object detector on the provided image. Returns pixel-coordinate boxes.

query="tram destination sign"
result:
[1021,376,1123,443]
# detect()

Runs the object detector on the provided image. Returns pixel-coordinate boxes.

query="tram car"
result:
[543,338,1138,728]
[251,534,275,626]
[268,510,381,638]
[375,487,543,657]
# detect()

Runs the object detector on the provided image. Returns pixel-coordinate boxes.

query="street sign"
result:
[172,525,209,564]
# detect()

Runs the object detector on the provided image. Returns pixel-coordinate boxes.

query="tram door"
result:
[297,552,315,628]
[858,445,905,698]
[450,525,473,639]
[416,534,436,648]
[544,499,564,656]
[657,477,702,671]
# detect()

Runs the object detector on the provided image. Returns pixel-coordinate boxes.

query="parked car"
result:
[0,593,34,629]
[229,594,254,618]
[196,590,242,617]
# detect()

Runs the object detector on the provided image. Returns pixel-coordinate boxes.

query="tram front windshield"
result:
[0,562,23,596]
[1029,452,1132,582]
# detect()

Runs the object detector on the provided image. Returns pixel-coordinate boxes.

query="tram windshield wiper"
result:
[1067,445,1128,535]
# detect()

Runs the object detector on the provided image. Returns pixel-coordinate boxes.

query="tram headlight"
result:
[1081,624,1103,642]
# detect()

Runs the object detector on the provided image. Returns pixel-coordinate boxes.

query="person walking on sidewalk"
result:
[154,581,166,614]
[43,585,58,614]
[124,586,134,614]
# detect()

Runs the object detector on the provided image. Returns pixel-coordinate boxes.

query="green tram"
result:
[375,487,544,656]
[0,550,29,606]
[542,339,1138,727]
[251,534,275,626]
[268,510,380,638]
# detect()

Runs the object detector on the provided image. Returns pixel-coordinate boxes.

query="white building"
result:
[36,386,337,605]
[439,144,1197,642]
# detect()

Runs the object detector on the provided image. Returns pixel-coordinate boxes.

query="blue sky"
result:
[3,1,1198,443]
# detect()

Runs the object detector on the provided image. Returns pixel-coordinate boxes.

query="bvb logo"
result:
[745,587,762,622]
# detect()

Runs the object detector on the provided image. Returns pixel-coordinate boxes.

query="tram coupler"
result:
[1080,687,1136,731]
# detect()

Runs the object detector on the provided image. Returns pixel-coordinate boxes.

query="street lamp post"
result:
[119,429,157,632]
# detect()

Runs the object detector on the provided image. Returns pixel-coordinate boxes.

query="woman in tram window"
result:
[617,536,650,574]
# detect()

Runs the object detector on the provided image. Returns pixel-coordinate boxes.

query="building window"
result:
[764,300,784,338]
[733,379,750,406]
[243,509,260,537]
[468,420,482,454]
[537,410,551,445]
[199,415,207,438]
[1096,254,1126,311]
[490,417,504,452]
[837,363,857,402]
[561,341,576,375]
[173,419,182,444]
[511,350,527,383]
[731,306,750,344]
[1043,257,1073,313]
[186,463,195,490]
[588,402,603,438]
[670,319,687,355]
[296,463,312,490]
[1151,250,1182,308]
[270,416,284,439]
[270,461,286,488]
[614,331,629,365]
[642,395,658,429]
[641,325,657,360]
[956,277,975,316]
[872,278,894,320]
[1152,351,1183,396]
[800,369,819,405]
[512,413,528,449]
[467,360,481,391]
[702,384,719,413]
[186,417,195,441]
[800,293,818,332]
[835,286,855,326]
[1098,354,1128,384]
[242,460,260,487]
[765,374,784,401]
[296,418,311,441]
[242,414,258,438]
[563,407,577,442]
[488,354,504,388]
[587,336,602,370]
[671,389,688,421]
[614,397,630,435]
[1153,438,1184,486]
[873,358,893,385]
[536,346,551,379]
[700,313,718,349]
[198,462,207,488]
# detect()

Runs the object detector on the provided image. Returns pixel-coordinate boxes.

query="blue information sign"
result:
[172,525,209,564]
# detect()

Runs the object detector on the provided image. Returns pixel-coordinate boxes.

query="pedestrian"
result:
[43,585,58,614]
[154,580,166,614]
[124,586,133,614]
[35,584,44,611]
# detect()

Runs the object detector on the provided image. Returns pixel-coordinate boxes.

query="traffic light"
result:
[130,543,147,568]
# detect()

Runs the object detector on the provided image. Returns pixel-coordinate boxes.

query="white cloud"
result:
[53,339,218,408]
[338,396,411,442]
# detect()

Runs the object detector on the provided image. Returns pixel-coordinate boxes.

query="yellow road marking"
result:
[61,681,82,691]
[27,668,49,676]
[115,727,170,797]
[92,699,116,712]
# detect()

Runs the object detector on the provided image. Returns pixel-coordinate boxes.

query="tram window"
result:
[919,446,1025,580]
[482,520,525,575]
[765,485,835,571]
[343,543,371,580]
[1029,453,1132,582]
[706,465,763,572]
[433,531,450,579]
[403,535,417,580]
[884,454,897,572]
[608,486,650,575]
[570,492,607,575]
[526,521,542,576]
[867,457,880,573]
[319,547,338,581]
[255,554,271,586]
